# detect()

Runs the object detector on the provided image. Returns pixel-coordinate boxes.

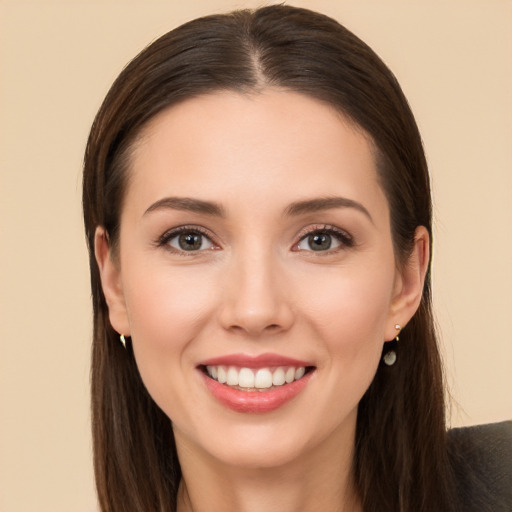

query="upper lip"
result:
[198,353,314,368]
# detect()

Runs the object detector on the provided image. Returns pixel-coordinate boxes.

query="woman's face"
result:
[98,90,423,470]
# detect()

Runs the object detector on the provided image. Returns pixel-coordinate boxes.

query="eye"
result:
[297,232,341,252]
[294,226,353,252]
[160,227,217,253]
[299,232,337,251]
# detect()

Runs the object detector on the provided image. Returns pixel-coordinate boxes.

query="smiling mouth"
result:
[200,365,315,391]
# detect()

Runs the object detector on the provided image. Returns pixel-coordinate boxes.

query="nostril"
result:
[227,323,283,335]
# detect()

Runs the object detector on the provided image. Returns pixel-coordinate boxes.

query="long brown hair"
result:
[83,5,458,511]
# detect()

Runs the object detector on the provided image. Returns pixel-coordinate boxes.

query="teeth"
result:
[238,368,255,388]
[205,365,308,389]
[272,367,285,386]
[295,367,305,380]
[254,368,273,388]
[226,367,239,386]
[217,366,227,384]
[285,367,295,383]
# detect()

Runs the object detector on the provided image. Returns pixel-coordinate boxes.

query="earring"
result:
[120,334,127,349]
[382,324,401,366]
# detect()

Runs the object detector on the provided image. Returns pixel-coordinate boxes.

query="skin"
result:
[95,90,429,512]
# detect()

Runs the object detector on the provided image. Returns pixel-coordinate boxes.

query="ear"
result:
[94,226,131,336]
[385,226,430,340]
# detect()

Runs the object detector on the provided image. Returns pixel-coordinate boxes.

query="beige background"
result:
[1,1,511,510]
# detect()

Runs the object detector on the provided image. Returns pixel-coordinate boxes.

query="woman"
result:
[82,5,511,512]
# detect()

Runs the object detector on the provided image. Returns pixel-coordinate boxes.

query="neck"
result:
[175,421,362,512]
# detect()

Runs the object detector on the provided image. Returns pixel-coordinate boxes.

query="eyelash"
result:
[156,224,354,255]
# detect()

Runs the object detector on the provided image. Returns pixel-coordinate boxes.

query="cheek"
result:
[124,263,218,342]
[121,263,218,406]
[295,261,395,361]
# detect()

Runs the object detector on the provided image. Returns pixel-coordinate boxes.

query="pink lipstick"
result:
[200,353,311,369]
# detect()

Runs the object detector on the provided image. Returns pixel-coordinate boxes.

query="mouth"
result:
[197,354,316,413]
[199,364,315,391]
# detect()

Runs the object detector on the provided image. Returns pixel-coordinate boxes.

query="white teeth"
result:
[272,367,286,386]
[217,366,227,384]
[226,367,239,386]
[238,367,255,388]
[205,365,309,389]
[255,368,273,388]
[295,367,305,380]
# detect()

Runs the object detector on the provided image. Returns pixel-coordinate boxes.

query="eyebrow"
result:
[143,195,373,223]
[284,196,374,223]
[143,197,226,217]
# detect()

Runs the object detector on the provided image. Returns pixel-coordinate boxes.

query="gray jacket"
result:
[448,420,512,511]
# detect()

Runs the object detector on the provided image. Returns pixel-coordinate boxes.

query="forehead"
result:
[126,90,387,219]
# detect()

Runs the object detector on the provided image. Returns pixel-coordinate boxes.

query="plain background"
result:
[1,1,511,510]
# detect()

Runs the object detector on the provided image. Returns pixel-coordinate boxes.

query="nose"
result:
[218,247,295,337]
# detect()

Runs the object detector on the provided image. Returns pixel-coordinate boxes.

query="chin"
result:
[176,406,357,473]
[208,434,311,470]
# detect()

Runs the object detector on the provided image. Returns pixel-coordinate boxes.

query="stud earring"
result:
[120,334,127,349]
[383,324,401,366]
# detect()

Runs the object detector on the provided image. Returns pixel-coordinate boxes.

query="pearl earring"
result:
[383,324,401,366]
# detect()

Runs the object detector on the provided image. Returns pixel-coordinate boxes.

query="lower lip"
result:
[201,370,314,413]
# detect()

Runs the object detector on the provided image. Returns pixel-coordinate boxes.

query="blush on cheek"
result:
[124,292,213,413]
[310,284,391,337]
[125,269,218,342]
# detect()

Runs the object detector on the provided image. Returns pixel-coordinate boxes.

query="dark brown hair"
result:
[83,5,458,511]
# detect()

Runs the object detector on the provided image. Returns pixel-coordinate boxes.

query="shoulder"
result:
[447,420,512,512]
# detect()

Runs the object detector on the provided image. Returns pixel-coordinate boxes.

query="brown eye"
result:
[297,232,341,252]
[180,233,203,250]
[295,227,352,253]
[307,233,332,251]
[167,231,214,252]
